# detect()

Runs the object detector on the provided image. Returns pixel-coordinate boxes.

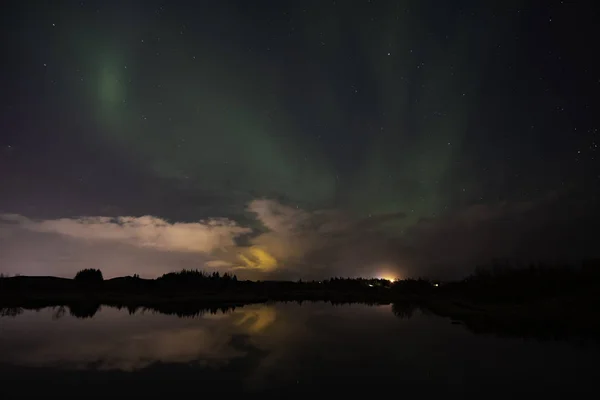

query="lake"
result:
[0,302,598,397]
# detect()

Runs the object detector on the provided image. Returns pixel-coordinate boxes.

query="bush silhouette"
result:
[74,268,104,283]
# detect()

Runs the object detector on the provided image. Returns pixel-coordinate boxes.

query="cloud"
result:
[403,194,600,278]
[241,199,409,279]
[205,260,235,268]
[240,194,600,280]
[247,199,312,235]
[2,192,598,280]
[0,213,253,279]
[1,214,251,254]
[0,201,416,280]
[398,201,538,277]
[236,246,279,271]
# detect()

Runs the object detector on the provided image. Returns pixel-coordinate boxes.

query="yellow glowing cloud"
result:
[237,246,278,271]
[238,254,256,268]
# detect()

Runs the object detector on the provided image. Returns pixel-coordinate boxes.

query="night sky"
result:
[1,0,598,280]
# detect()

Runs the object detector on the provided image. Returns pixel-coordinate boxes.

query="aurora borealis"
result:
[1,1,598,279]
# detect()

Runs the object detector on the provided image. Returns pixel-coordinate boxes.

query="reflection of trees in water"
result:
[5,298,600,345]
[391,300,419,319]
[110,303,240,318]
[0,307,24,317]
[1,299,391,322]
[153,305,237,318]
[52,306,66,320]
[48,305,100,320]
[68,303,101,319]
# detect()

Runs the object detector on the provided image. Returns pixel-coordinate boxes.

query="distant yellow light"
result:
[433,283,439,287]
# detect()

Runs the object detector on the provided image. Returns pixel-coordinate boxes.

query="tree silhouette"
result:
[74,268,104,283]
[68,302,101,318]
[156,269,238,288]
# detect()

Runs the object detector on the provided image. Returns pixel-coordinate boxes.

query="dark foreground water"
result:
[0,303,598,398]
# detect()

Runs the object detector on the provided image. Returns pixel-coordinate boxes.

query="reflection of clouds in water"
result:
[0,304,278,371]
[0,303,402,391]
[101,326,240,370]
[250,304,387,389]
[233,306,277,333]
[0,302,386,392]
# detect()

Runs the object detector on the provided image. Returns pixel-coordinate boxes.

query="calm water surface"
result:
[0,303,598,398]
